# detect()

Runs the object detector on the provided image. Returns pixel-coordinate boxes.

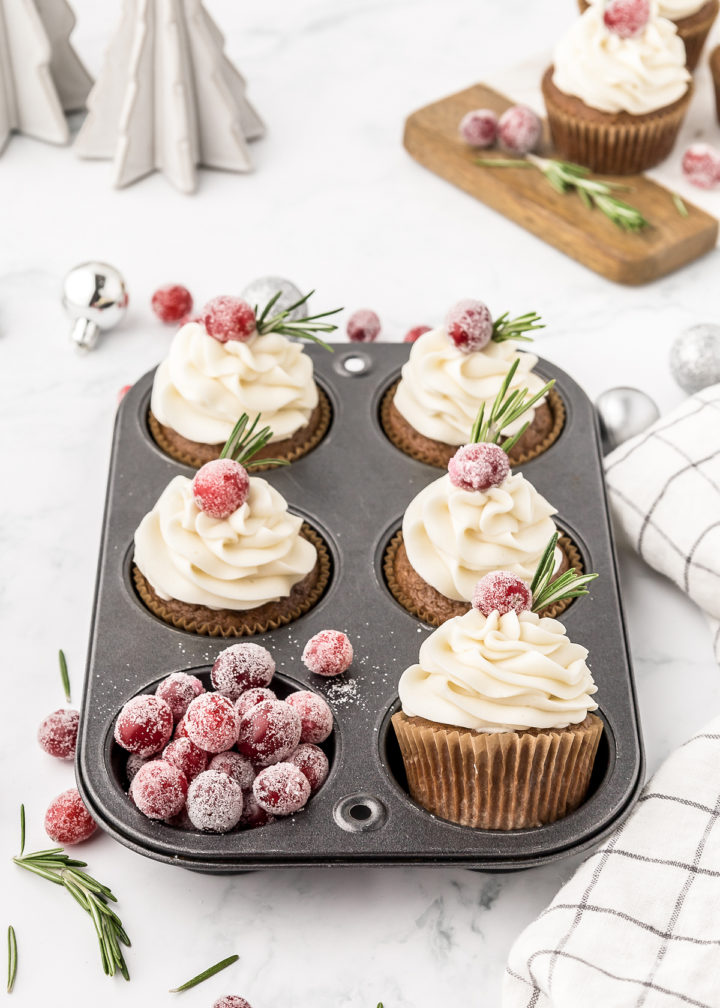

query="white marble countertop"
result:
[3,1,720,1005]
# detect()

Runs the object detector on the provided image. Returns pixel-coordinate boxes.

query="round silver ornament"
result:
[669,324,720,394]
[240,276,308,322]
[63,261,129,352]
[596,386,660,453]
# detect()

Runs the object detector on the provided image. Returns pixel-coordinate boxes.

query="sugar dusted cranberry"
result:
[131,760,188,820]
[347,309,381,343]
[209,752,256,791]
[603,0,650,38]
[192,460,250,520]
[185,693,238,753]
[155,672,205,722]
[213,996,253,1008]
[254,763,311,816]
[302,630,353,678]
[235,687,277,718]
[45,788,97,844]
[114,694,173,757]
[404,325,431,343]
[682,144,720,190]
[126,752,151,784]
[236,700,301,767]
[498,105,542,155]
[163,737,208,781]
[459,108,498,148]
[445,299,493,354]
[285,691,333,744]
[211,643,275,699]
[238,792,275,829]
[186,770,244,832]
[174,715,190,740]
[288,743,329,792]
[472,571,532,617]
[448,442,510,493]
[203,296,257,343]
[38,709,79,760]
[151,284,193,323]
[165,805,194,830]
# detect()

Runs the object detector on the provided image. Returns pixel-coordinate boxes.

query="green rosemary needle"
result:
[530,532,598,613]
[58,649,71,704]
[169,953,239,992]
[7,925,17,993]
[469,358,555,455]
[219,412,289,469]
[255,290,341,351]
[672,192,689,218]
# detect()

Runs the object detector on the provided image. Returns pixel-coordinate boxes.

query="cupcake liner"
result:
[380,381,565,469]
[148,387,332,470]
[133,524,331,637]
[384,529,583,626]
[711,45,720,123]
[392,711,603,829]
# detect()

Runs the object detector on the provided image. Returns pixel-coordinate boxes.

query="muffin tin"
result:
[76,343,644,872]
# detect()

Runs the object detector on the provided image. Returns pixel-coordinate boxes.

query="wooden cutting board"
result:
[403,83,718,285]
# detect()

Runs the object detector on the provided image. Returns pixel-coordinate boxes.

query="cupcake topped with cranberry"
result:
[149,290,341,468]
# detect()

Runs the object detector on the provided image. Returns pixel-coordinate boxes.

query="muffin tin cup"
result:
[76,344,644,873]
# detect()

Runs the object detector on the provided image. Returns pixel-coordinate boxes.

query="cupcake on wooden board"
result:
[134,413,330,637]
[392,538,602,830]
[381,299,564,469]
[149,290,340,468]
[543,0,692,174]
[385,362,583,626]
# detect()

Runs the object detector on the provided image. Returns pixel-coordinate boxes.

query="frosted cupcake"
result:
[134,414,330,636]
[149,291,340,468]
[392,540,603,829]
[543,0,692,174]
[381,299,564,469]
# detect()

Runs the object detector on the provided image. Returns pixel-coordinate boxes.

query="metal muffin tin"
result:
[77,344,644,872]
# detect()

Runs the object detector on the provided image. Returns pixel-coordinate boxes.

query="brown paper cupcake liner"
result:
[542,67,692,175]
[392,711,603,829]
[380,380,565,469]
[148,387,332,470]
[384,529,583,625]
[133,524,331,637]
[711,45,720,124]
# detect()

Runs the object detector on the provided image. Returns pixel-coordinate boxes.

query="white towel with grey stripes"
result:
[504,719,720,1008]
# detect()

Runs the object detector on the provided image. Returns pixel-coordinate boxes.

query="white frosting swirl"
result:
[553,3,690,115]
[151,323,318,445]
[399,608,598,732]
[403,472,557,601]
[134,475,316,610]
[393,327,546,445]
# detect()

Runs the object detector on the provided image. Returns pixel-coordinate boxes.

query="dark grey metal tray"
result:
[77,343,644,872]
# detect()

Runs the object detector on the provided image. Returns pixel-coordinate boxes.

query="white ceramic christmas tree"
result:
[74,0,265,193]
[0,0,92,153]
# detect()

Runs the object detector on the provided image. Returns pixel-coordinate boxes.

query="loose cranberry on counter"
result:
[498,105,542,155]
[459,108,498,148]
[151,284,193,323]
[682,144,720,190]
[347,309,381,343]
[302,630,353,678]
[45,788,97,844]
[37,709,79,760]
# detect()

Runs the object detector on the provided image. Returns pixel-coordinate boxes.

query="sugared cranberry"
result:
[174,715,190,740]
[288,744,329,792]
[347,309,381,343]
[445,299,493,354]
[203,296,257,343]
[236,700,301,767]
[472,571,532,617]
[155,672,205,722]
[38,709,79,760]
[235,687,277,718]
[254,763,311,816]
[44,788,97,844]
[682,144,720,190]
[498,105,542,155]
[404,325,431,343]
[301,630,353,678]
[213,996,253,1008]
[459,108,498,148]
[185,693,238,753]
[285,691,333,744]
[186,770,244,832]
[151,284,193,323]
[238,792,275,829]
[211,643,275,700]
[192,460,250,520]
[165,805,194,830]
[603,0,650,38]
[126,752,151,784]
[163,738,208,781]
[131,760,188,820]
[448,442,510,493]
[114,695,173,757]
[209,752,256,791]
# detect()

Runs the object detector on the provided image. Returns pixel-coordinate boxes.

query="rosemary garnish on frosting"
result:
[530,532,598,613]
[492,311,545,344]
[469,358,555,455]
[219,412,289,469]
[254,290,342,351]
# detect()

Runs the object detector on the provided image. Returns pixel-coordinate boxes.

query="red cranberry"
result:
[165,805,194,830]
[155,672,205,722]
[288,744,329,792]
[131,760,188,820]
[445,299,493,354]
[211,643,275,700]
[192,460,250,520]
[163,737,208,781]
[682,144,720,190]
[236,700,301,767]
[126,752,151,784]
[603,0,650,38]
[404,325,431,343]
[235,687,277,718]
[448,442,510,493]
[209,752,256,791]
[114,695,173,757]
[186,770,244,832]
[44,788,97,844]
[37,709,79,760]
[253,763,311,816]
[151,284,193,323]
[202,296,257,343]
[472,572,532,617]
[301,630,353,678]
[238,792,275,829]
[185,694,238,753]
[213,996,253,1008]
[285,691,333,744]
[459,108,498,148]
[498,105,542,155]
[347,309,381,343]
[174,715,190,740]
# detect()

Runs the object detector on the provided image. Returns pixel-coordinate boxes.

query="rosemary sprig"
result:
[59,649,71,704]
[469,358,555,455]
[530,532,598,613]
[492,310,545,344]
[219,412,289,470]
[169,953,239,992]
[254,290,341,352]
[7,926,17,993]
[476,153,650,232]
[19,806,25,857]
[672,193,689,218]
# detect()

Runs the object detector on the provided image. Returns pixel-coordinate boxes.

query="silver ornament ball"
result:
[63,261,129,352]
[669,324,720,395]
[596,386,660,453]
[240,276,308,322]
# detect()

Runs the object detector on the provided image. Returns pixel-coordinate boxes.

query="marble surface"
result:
[2,1,720,1005]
